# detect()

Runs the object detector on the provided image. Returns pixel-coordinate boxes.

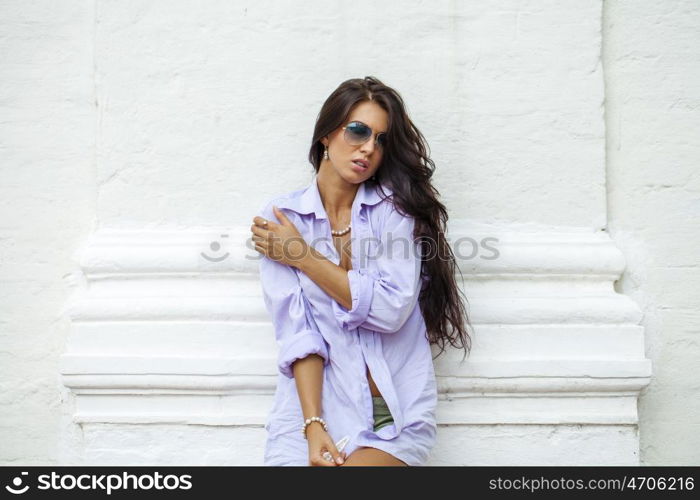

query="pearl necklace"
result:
[331,223,351,236]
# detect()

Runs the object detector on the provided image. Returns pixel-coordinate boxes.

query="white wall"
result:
[0,0,697,465]
[604,0,700,465]
[0,0,96,464]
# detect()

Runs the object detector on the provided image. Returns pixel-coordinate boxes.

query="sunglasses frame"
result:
[341,120,387,149]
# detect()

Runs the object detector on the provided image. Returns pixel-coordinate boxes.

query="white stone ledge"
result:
[64,296,642,323]
[77,225,625,277]
[67,391,642,426]
[60,354,651,378]
[60,225,652,463]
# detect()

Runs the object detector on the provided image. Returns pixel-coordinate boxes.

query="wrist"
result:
[294,244,314,272]
[306,421,326,437]
[301,415,328,439]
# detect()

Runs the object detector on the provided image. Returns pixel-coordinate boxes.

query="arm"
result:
[292,354,324,427]
[257,202,345,466]
[258,202,330,379]
[292,354,346,465]
[294,243,353,309]
[297,204,423,334]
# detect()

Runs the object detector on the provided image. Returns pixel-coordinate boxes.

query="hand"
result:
[305,423,347,467]
[251,206,308,269]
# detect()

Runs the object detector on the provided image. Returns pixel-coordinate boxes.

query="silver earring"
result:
[323,146,329,160]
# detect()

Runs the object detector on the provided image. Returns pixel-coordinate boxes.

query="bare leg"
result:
[340,446,408,466]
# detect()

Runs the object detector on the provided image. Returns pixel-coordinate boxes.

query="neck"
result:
[317,165,359,221]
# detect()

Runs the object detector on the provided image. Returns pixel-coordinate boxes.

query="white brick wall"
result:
[0,0,697,465]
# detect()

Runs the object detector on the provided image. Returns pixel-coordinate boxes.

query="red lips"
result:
[352,158,369,168]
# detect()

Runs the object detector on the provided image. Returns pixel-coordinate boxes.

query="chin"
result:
[341,169,369,183]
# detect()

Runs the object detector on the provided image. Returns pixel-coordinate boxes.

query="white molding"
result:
[59,225,651,464]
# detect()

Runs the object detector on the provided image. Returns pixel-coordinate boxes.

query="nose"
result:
[359,135,377,155]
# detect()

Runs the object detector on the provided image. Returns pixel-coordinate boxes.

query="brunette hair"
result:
[308,76,473,361]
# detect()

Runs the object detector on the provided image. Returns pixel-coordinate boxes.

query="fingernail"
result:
[336,457,344,464]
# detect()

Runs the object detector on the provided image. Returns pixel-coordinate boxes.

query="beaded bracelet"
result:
[302,416,328,439]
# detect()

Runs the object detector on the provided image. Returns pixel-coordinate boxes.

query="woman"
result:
[250,76,472,466]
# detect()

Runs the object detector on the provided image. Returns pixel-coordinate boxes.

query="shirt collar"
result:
[276,176,392,220]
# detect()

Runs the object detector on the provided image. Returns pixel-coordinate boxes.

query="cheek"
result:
[333,143,352,160]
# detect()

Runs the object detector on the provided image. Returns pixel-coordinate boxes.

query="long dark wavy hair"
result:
[308,76,473,362]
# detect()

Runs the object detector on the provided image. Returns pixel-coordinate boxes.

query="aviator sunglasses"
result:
[341,121,388,149]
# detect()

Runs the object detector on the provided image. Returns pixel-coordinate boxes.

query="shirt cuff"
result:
[277,329,329,379]
[331,268,376,331]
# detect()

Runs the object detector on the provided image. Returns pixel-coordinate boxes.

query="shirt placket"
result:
[351,206,371,429]
[351,204,387,431]
[319,211,369,429]
[356,205,402,436]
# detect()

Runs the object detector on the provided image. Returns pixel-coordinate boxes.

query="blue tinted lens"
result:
[345,122,371,143]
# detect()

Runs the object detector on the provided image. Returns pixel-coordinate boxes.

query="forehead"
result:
[347,101,388,133]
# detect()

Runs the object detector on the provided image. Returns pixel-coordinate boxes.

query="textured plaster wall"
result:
[0,0,698,465]
[604,0,700,465]
[0,0,96,464]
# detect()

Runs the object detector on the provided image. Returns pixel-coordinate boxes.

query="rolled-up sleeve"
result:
[258,201,330,378]
[331,204,423,334]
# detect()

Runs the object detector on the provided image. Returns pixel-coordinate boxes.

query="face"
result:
[321,100,388,183]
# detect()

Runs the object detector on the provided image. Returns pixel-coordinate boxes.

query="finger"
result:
[250,222,271,236]
[253,234,270,247]
[251,235,267,248]
[250,223,260,236]
[272,206,289,225]
[253,240,266,250]
[321,450,335,464]
[313,454,336,467]
[326,442,344,465]
[252,216,274,229]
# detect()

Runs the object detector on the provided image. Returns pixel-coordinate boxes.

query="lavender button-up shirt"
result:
[258,175,438,466]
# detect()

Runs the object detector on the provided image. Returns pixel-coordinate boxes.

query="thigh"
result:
[340,446,408,467]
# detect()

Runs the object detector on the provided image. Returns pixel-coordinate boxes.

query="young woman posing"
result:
[251,76,472,466]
